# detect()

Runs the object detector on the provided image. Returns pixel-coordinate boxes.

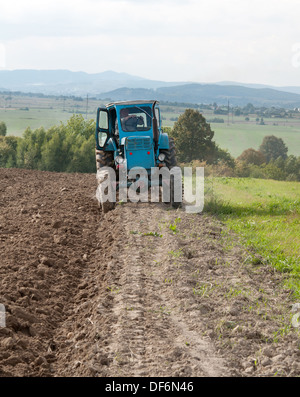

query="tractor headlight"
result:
[158,153,166,162]
[115,155,125,164]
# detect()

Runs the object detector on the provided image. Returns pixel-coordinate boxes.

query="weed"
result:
[168,217,181,234]
[168,248,183,258]
[159,306,171,315]
[143,231,163,238]
[107,285,121,294]
[164,278,173,284]
[226,287,248,299]
[130,230,163,237]
[193,282,213,298]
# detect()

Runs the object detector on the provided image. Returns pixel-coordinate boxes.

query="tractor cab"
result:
[95,100,170,172]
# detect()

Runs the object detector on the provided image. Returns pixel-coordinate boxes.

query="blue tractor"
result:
[95,100,181,211]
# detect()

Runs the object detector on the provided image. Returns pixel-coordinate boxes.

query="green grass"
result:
[0,108,77,136]
[204,177,300,297]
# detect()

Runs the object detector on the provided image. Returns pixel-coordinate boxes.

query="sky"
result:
[1,0,300,86]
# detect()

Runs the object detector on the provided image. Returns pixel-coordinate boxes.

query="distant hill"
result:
[98,84,300,108]
[1,69,300,107]
[216,81,300,96]
[0,69,184,96]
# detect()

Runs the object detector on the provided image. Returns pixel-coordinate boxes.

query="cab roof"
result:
[105,100,159,108]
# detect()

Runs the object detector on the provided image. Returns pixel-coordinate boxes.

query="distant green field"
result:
[205,177,300,297]
[0,93,102,137]
[0,108,79,136]
[161,107,300,157]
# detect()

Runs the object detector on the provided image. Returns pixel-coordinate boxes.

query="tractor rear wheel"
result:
[161,138,182,208]
[95,149,114,170]
[95,149,116,213]
[162,137,177,169]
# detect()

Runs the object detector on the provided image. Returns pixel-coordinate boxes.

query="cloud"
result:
[1,0,300,85]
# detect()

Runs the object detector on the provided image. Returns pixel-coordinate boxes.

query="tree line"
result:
[0,110,299,182]
[168,109,300,182]
[0,115,96,173]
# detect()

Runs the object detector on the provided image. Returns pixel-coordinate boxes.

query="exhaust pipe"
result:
[152,101,159,151]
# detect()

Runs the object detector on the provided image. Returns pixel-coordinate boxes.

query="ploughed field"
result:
[0,168,299,377]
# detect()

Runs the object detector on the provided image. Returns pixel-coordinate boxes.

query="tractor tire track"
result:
[100,202,230,377]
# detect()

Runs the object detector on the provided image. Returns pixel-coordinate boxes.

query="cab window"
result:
[120,106,152,132]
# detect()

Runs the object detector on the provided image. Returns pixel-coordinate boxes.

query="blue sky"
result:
[1,0,300,86]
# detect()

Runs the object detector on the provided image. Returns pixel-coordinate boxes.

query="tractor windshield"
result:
[120,106,152,132]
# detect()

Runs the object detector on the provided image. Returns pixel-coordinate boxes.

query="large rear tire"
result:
[95,149,114,170]
[95,150,116,213]
[162,137,177,169]
[161,138,182,208]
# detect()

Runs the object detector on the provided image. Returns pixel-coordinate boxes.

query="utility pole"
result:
[86,94,89,119]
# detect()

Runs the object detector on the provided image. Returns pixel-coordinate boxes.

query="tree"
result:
[64,114,95,139]
[0,139,13,167]
[285,155,298,175]
[243,103,255,114]
[259,135,288,162]
[171,109,216,163]
[259,117,265,125]
[0,121,7,136]
[68,135,95,173]
[16,127,46,169]
[41,128,73,172]
[237,148,266,165]
[0,136,19,167]
[213,146,235,168]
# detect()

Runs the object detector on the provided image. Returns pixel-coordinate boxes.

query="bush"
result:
[237,148,266,165]
[0,121,7,137]
[286,173,298,182]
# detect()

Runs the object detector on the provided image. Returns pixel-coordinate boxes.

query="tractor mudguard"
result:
[158,133,169,150]
[104,137,117,152]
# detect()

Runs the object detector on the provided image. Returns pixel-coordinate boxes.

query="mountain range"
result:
[1,69,300,108]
